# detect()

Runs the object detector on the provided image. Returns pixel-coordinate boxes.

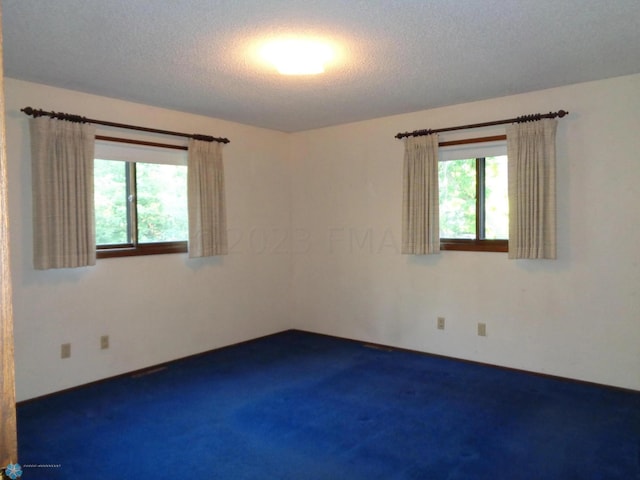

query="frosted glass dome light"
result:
[260,38,334,75]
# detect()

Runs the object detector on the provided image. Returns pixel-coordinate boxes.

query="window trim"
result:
[97,241,188,259]
[95,136,189,259]
[440,238,508,252]
[439,136,508,253]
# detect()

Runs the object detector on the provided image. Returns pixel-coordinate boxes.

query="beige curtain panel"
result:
[187,139,228,258]
[402,134,440,255]
[30,117,96,269]
[507,118,558,259]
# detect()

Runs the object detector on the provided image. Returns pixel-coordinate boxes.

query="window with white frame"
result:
[438,141,508,252]
[94,140,188,257]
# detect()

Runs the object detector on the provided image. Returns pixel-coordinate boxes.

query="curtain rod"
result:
[395,109,568,139]
[21,106,230,144]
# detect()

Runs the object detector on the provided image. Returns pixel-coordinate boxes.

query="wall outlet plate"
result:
[437,317,445,330]
[100,335,109,350]
[61,343,71,359]
[478,323,487,337]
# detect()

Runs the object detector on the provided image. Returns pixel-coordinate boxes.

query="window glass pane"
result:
[136,163,188,243]
[94,159,130,245]
[439,158,476,239]
[484,155,509,239]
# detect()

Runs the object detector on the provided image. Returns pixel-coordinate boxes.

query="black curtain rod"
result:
[21,106,230,144]
[395,109,568,139]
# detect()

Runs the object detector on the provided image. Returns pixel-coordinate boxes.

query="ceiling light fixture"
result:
[259,38,334,75]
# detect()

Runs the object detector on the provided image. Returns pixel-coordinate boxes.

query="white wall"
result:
[289,74,640,390]
[7,74,640,400]
[6,79,293,401]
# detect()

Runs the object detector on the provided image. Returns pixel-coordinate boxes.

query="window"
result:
[438,141,508,252]
[94,140,188,258]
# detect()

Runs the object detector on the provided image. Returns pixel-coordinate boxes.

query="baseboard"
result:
[17,328,638,405]
[16,329,294,406]
[292,329,640,395]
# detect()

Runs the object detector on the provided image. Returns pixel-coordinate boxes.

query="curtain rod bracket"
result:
[191,133,216,143]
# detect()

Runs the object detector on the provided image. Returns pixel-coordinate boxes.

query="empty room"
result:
[0,1,639,479]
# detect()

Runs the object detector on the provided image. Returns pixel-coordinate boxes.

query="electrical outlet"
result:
[437,317,445,330]
[61,343,71,359]
[100,335,109,350]
[478,323,487,337]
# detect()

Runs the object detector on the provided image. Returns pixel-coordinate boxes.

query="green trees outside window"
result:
[94,159,187,249]
[438,155,508,248]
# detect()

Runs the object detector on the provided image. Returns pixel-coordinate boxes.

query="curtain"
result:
[402,134,440,255]
[30,117,96,269]
[507,118,557,259]
[187,139,228,258]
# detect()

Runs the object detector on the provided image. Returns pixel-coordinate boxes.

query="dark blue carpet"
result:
[16,330,640,479]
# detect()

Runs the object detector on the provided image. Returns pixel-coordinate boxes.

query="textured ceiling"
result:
[3,0,640,132]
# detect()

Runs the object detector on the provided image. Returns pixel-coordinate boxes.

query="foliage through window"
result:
[438,144,508,252]
[94,141,188,258]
